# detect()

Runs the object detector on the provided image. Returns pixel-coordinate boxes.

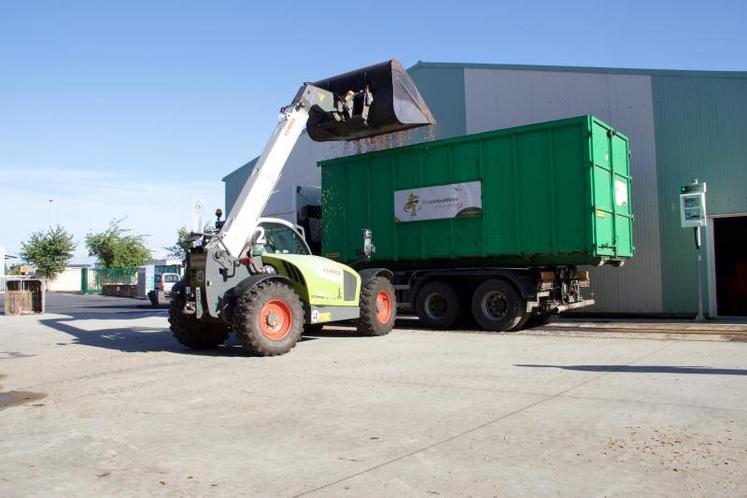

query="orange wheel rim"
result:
[375,290,392,324]
[259,299,293,340]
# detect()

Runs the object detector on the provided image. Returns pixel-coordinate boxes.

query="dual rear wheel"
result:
[414,279,532,332]
[471,279,529,331]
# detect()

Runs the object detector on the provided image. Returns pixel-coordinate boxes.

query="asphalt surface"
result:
[1,293,746,497]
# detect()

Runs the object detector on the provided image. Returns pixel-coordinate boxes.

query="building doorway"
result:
[713,216,747,316]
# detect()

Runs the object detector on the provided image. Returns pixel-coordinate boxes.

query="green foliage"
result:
[164,221,217,261]
[19,225,76,279]
[164,226,191,261]
[85,219,152,268]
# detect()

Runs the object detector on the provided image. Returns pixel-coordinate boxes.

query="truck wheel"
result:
[526,312,557,328]
[471,279,527,332]
[169,296,229,349]
[508,312,532,331]
[357,276,396,336]
[233,281,304,356]
[415,281,460,329]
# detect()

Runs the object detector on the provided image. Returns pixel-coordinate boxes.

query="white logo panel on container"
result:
[394,181,482,223]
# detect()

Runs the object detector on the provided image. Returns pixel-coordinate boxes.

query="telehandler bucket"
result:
[306,59,435,142]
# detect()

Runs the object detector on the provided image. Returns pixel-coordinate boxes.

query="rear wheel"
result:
[233,281,304,356]
[508,311,532,331]
[415,281,460,329]
[169,294,229,349]
[471,279,526,332]
[357,276,396,336]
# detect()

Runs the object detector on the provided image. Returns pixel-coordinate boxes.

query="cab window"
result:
[259,223,310,255]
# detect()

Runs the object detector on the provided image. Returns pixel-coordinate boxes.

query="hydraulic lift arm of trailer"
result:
[216,85,369,258]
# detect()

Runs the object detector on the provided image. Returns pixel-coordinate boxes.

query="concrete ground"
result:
[1,294,746,497]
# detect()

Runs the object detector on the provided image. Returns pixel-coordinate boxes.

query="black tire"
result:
[148,290,159,307]
[414,280,460,329]
[169,295,229,350]
[526,312,557,328]
[233,281,304,356]
[357,276,396,336]
[508,311,532,332]
[470,279,527,332]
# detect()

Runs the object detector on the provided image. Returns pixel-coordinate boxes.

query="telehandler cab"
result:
[170,59,434,355]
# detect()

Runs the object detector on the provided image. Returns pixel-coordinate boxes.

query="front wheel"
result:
[470,279,527,332]
[169,295,229,350]
[233,281,304,356]
[357,276,396,336]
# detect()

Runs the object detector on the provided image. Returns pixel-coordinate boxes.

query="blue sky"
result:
[1,0,745,262]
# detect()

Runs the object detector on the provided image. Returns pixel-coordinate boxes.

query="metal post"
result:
[694,226,705,322]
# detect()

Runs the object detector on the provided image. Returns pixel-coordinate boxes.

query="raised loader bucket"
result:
[306,59,435,142]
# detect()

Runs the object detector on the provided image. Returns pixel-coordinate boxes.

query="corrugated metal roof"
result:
[412,61,747,80]
[221,157,257,182]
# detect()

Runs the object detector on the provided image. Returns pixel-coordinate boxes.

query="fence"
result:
[80,267,139,295]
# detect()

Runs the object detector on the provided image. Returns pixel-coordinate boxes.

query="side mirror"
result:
[360,228,375,259]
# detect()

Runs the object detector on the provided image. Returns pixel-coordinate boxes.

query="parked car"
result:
[156,272,180,295]
[148,272,181,307]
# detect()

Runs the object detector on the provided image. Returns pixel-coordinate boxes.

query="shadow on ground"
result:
[515,364,747,376]
[39,316,319,356]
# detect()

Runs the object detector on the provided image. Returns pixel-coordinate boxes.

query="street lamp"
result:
[48,198,54,228]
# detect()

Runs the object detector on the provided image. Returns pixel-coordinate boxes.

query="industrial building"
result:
[223,62,747,317]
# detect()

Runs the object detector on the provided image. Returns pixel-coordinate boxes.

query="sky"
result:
[1,0,745,263]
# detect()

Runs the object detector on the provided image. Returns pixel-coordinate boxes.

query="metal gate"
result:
[80,267,138,295]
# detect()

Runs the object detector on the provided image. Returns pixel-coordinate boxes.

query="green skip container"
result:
[321,115,634,268]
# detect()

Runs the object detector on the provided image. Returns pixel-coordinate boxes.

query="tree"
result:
[164,222,218,262]
[19,225,76,280]
[164,226,191,261]
[85,218,152,268]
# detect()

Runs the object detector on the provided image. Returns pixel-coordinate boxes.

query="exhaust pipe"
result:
[305,59,435,142]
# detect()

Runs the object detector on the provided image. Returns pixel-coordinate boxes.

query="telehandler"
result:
[170,60,434,355]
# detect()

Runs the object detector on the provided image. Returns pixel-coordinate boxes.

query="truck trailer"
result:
[318,115,634,331]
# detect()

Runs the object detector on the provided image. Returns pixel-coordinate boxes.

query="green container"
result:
[321,115,633,268]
